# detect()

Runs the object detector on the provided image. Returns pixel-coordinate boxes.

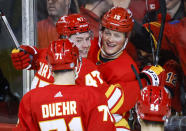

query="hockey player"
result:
[87,7,145,130]
[136,85,171,131]
[13,39,115,131]
[88,7,169,130]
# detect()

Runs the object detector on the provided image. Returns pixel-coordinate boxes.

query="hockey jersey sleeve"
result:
[86,88,116,131]
[105,80,143,115]
[87,104,115,131]
[13,92,38,131]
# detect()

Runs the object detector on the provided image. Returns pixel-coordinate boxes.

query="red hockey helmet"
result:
[101,7,134,32]
[136,86,171,122]
[47,39,79,71]
[56,14,90,37]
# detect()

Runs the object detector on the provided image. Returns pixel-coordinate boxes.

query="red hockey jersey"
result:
[89,38,141,114]
[31,48,107,90]
[88,38,143,130]
[14,84,115,131]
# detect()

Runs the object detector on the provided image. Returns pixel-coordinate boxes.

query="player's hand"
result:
[140,65,166,86]
[11,45,38,70]
[163,60,181,97]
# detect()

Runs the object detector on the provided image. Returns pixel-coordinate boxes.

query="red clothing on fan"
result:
[80,7,100,37]
[14,84,115,131]
[37,17,59,48]
[129,0,146,24]
[143,14,175,53]
[165,18,186,78]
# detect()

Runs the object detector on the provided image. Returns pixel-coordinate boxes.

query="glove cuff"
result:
[140,65,165,86]
[141,69,160,86]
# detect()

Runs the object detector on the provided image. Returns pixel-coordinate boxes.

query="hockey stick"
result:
[0,11,20,48]
[131,64,143,90]
[154,0,166,66]
[0,11,31,64]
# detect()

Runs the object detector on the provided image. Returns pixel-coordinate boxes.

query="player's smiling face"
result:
[69,32,91,58]
[102,28,126,56]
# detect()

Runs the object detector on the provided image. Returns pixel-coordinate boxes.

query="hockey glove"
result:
[140,65,166,86]
[164,60,182,96]
[11,45,38,70]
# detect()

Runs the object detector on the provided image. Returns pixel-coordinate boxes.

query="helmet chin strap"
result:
[74,56,82,79]
[98,30,129,59]
[68,38,82,79]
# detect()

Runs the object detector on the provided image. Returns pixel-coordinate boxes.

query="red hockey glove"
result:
[11,45,38,70]
[140,65,166,86]
[163,60,182,96]
[164,60,183,112]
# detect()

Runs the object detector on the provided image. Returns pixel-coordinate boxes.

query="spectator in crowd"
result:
[37,0,71,48]
[112,0,131,8]
[130,0,185,69]
[14,39,115,131]
[79,0,113,37]
[165,17,186,78]
[166,0,185,20]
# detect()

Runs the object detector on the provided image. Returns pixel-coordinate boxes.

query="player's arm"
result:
[82,59,109,89]
[13,93,37,131]
[105,80,143,115]
[88,104,115,131]
[163,59,182,112]
[11,45,40,70]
